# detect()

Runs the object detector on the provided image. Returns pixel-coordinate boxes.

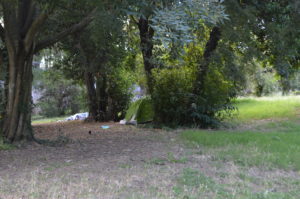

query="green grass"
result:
[182,96,300,170]
[173,168,300,199]
[32,115,68,124]
[0,137,14,150]
[182,127,300,170]
[234,96,300,122]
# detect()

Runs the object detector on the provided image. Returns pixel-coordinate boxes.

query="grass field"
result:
[1,96,300,198]
[233,96,300,122]
[183,96,300,169]
[180,96,300,198]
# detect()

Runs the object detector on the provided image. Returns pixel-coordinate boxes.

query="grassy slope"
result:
[182,96,300,170]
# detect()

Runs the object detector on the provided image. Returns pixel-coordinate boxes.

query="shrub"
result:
[108,67,134,121]
[152,66,194,126]
[190,66,236,127]
[152,64,236,127]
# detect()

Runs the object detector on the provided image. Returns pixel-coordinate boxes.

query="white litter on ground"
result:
[58,112,89,122]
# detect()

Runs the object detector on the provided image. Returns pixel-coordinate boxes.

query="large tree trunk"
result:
[0,0,95,142]
[138,16,155,95]
[2,48,34,142]
[194,27,221,95]
[0,48,8,133]
[84,71,100,121]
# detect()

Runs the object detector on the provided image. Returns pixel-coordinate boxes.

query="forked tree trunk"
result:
[3,48,34,142]
[194,27,221,96]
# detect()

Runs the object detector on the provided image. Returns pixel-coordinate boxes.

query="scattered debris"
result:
[58,112,89,122]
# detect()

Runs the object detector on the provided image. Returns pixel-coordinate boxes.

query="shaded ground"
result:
[1,121,300,198]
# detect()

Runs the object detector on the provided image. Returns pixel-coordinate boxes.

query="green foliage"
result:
[245,64,280,97]
[193,65,236,124]
[35,68,86,117]
[151,0,228,47]
[152,66,194,125]
[108,67,134,120]
[152,59,236,127]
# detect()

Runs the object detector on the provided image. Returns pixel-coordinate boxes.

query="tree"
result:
[55,6,132,122]
[235,0,300,94]
[0,0,96,142]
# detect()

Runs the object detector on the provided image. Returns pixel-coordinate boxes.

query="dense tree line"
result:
[0,0,299,143]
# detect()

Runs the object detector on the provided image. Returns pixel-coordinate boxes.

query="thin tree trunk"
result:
[138,16,155,95]
[96,75,108,121]
[194,27,221,95]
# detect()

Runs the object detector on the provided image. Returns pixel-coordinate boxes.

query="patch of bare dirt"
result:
[0,121,299,198]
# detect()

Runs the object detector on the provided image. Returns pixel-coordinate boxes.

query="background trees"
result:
[0,0,299,142]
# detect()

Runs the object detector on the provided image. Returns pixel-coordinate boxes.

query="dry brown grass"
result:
[0,121,299,198]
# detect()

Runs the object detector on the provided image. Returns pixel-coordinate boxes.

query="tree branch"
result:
[20,1,36,36]
[34,8,97,53]
[130,15,138,25]
[24,12,48,52]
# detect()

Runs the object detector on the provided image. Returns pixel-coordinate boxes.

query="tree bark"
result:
[137,16,155,95]
[2,48,34,142]
[0,1,95,142]
[84,71,100,121]
[96,75,108,121]
[194,27,221,95]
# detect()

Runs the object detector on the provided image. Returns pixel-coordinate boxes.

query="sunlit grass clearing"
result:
[183,96,300,170]
[234,96,300,122]
[32,116,68,124]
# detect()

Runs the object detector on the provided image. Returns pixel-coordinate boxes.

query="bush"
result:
[190,66,236,127]
[108,67,134,121]
[152,66,194,126]
[152,64,236,127]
